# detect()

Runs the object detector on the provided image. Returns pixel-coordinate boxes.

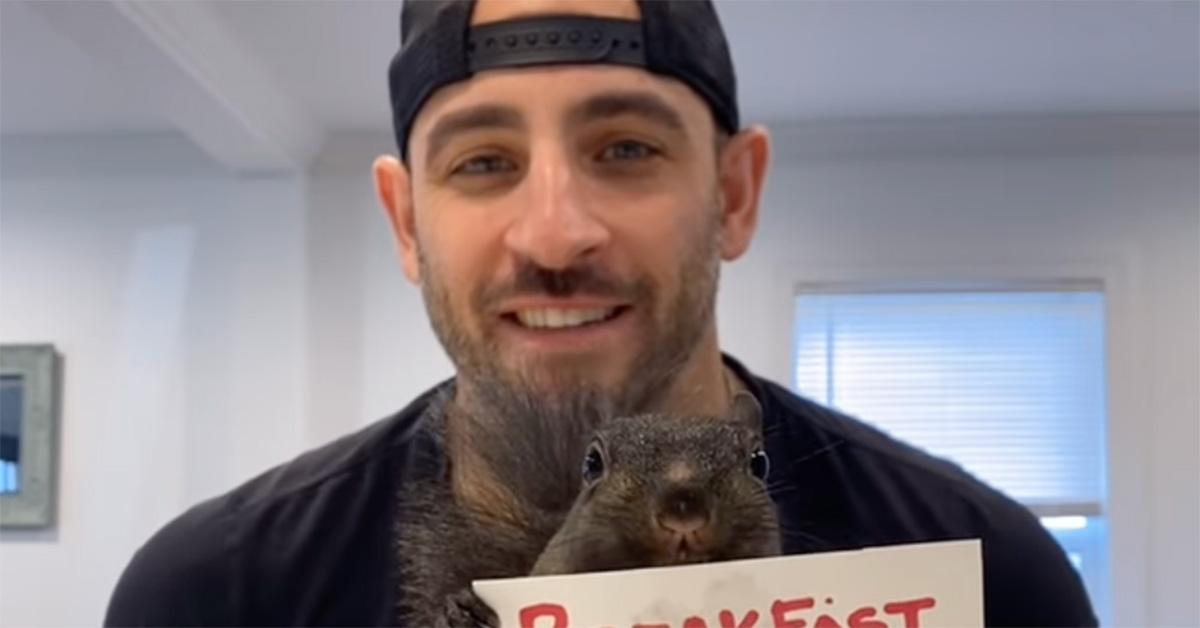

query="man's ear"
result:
[716,125,770,261]
[373,155,421,284]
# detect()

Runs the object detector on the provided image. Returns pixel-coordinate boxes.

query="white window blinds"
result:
[793,290,1106,513]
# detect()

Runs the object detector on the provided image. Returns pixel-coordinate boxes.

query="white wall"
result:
[0,134,312,626]
[305,147,456,432]
[1,115,1196,626]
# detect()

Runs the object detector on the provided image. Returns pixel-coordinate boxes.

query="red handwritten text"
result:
[517,597,938,628]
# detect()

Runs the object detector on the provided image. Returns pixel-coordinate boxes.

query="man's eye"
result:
[452,154,516,176]
[598,140,658,162]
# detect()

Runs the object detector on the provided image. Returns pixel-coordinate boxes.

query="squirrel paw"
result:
[438,587,499,628]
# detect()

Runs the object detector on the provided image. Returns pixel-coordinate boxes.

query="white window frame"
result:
[752,256,1146,626]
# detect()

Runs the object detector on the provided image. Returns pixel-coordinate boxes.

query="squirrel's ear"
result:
[728,392,763,431]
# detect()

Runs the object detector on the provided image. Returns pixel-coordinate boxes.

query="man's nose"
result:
[503,148,610,270]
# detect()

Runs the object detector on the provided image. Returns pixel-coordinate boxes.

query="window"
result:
[1,374,22,495]
[793,288,1109,622]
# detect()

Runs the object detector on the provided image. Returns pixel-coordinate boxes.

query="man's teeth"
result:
[514,307,616,329]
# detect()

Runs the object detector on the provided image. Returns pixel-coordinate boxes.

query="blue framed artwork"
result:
[0,344,61,529]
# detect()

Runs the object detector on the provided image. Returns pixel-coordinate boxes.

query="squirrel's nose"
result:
[655,489,710,534]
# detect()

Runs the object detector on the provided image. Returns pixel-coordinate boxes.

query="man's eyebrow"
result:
[423,104,525,166]
[568,91,687,133]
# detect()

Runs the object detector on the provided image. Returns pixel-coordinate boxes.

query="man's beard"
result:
[417,204,721,427]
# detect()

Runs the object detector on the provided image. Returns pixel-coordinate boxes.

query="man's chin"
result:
[515,363,622,396]
[490,357,631,409]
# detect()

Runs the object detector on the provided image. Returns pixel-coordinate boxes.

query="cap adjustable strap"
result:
[468,16,646,73]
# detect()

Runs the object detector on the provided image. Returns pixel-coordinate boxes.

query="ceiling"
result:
[2,0,1197,170]
[209,0,1200,126]
[0,1,171,135]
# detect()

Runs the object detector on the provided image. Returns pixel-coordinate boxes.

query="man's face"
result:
[403,62,726,418]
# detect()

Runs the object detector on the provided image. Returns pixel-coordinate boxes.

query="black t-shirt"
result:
[104,358,1097,627]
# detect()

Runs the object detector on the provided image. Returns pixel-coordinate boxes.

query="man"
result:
[105,0,1097,626]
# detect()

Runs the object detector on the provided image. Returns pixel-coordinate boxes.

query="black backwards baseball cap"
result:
[388,0,739,161]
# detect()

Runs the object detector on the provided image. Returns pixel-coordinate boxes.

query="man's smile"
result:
[495,299,636,349]
[510,306,620,329]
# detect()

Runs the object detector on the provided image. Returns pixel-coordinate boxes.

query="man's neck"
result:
[445,332,739,513]
[641,330,739,418]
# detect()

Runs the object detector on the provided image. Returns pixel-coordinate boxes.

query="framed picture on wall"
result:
[0,344,61,529]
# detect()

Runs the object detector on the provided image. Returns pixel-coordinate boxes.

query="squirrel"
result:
[531,392,781,575]
[394,391,781,627]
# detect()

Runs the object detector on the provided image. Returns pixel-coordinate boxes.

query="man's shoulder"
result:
[224,394,436,513]
[205,382,441,519]
[104,383,448,626]
[104,491,236,626]
[750,375,1097,625]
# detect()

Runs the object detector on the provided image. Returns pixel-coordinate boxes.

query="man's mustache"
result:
[479,260,643,308]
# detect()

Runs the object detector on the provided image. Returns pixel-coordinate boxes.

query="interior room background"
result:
[1,1,1196,626]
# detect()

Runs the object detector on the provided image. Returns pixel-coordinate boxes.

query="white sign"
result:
[474,539,982,628]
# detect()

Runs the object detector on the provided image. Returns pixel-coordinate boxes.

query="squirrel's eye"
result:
[582,445,605,484]
[749,448,769,481]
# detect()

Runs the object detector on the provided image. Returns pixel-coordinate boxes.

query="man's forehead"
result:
[470,0,640,25]
[410,64,708,156]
